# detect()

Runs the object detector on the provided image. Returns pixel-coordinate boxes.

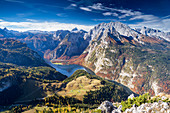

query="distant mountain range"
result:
[0,22,169,96]
[136,27,170,42]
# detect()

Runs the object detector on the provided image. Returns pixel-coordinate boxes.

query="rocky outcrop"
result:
[124,101,169,113]
[128,94,135,100]
[112,105,122,113]
[98,100,170,113]
[98,100,117,113]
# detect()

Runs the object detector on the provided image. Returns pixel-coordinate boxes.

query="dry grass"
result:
[57,76,104,100]
[22,109,35,113]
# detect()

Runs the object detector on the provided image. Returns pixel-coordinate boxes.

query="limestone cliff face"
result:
[44,30,88,60]
[80,22,169,95]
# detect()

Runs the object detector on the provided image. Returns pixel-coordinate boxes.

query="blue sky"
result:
[0,0,170,32]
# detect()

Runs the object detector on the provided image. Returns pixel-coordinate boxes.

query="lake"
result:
[45,60,95,77]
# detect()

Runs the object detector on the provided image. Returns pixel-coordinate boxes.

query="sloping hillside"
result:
[0,39,48,66]
[0,39,67,105]
[0,62,67,105]
[56,70,133,103]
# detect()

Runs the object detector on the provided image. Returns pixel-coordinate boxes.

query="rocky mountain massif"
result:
[68,22,170,96]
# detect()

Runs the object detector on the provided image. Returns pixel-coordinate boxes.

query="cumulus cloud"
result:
[0,20,94,32]
[79,7,92,11]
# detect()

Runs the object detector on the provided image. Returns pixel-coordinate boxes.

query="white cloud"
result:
[26,19,38,22]
[162,15,170,19]
[129,19,170,32]
[5,0,24,3]
[102,12,112,16]
[56,13,67,17]
[118,14,130,19]
[71,4,77,7]
[17,13,34,17]
[93,19,117,21]
[112,13,118,17]
[88,3,105,11]
[79,7,92,11]
[0,20,94,32]
[65,3,77,9]
[130,15,159,21]
[116,9,142,16]
[89,3,170,32]
[103,12,118,17]
[86,3,142,19]
[0,19,4,22]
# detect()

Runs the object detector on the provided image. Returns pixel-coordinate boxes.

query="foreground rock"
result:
[124,101,169,113]
[98,100,117,113]
[128,94,135,100]
[98,100,170,113]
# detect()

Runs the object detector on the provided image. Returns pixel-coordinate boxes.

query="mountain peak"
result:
[80,29,87,33]
[71,27,78,31]
[88,21,142,43]
[3,27,8,31]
